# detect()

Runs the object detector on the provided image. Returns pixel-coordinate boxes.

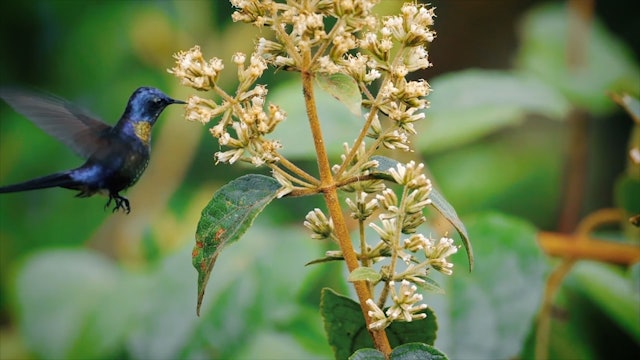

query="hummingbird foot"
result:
[105,193,131,214]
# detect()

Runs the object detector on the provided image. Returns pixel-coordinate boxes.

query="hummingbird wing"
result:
[0,88,112,159]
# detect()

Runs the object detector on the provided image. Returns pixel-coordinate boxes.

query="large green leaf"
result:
[321,288,437,359]
[15,223,331,360]
[428,213,548,359]
[183,223,331,359]
[424,128,564,229]
[415,69,571,153]
[15,250,141,360]
[350,343,448,360]
[516,3,640,115]
[193,174,281,315]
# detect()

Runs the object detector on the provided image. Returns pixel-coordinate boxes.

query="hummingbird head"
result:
[124,87,185,125]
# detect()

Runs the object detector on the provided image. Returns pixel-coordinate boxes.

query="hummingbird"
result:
[0,87,185,213]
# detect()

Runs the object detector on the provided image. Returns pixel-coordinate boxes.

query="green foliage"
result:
[415,70,571,153]
[516,3,640,115]
[429,213,548,359]
[193,174,281,315]
[521,262,640,360]
[15,223,332,359]
[571,262,640,343]
[615,176,640,216]
[350,343,448,360]
[270,78,362,160]
[16,250,132,359]
[321,288,438,359]
[348,266,383,283]
[371,155,473,270]
[316,72,362,117]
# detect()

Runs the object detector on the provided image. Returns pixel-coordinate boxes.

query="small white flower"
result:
[304,208,334,240]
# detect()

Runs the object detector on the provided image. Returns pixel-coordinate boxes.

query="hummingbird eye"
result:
[153,97,161,104]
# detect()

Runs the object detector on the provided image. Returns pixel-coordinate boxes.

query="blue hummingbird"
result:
[0,87,185,213]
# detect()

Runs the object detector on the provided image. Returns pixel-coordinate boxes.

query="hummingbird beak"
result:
[172,98,187,105]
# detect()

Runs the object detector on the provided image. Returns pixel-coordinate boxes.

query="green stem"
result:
[310,18,345,65]
[358,219,374,295]
[335,106,380,178]
[335,46,412,179]
[269,164,317,188]
[274,154,320,185]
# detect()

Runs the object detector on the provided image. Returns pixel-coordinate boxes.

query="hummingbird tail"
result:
[0,172,76,193]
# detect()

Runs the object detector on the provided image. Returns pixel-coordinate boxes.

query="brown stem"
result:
[535,259,576,360]
[558,0,594,232]
[558,109,588,232]
[536,206,637,359]
[302,62,392,355]
[540,208,640,265]
[323,189,392,355]
[538,232,640,264]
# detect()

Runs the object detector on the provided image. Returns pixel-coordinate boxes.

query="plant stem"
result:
[274,155,320,185]
[301,60,392,355]
[335,107,379,178]
[270,165,317,188]
[358,220,374,295]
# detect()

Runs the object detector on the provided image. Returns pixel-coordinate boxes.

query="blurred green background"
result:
[0,0,638,359]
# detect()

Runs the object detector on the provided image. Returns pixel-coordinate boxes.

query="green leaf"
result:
[516,3,640,114]
[414,277,445,295]
[370,155,403,181]
[270,79,362,160]
[371,155,474,270]
[615,174,640,215]
[391,343,449,360]
[349,348,386,360]
[193,174,281,315]
[428,188,474,271]
[522,261,640,359]
[305,254,346,265]
[349,343,449,360]
[15,250,138,360]
[424,129,564,229]
[174,223,331,359]
[321,288,437,359]
[316,72,362,116]
[348,266,382,283]
[429,213,548,359]
[415,69,571,153]
[572,262,640,343]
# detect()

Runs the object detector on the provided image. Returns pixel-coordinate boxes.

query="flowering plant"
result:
[169,0,472,357]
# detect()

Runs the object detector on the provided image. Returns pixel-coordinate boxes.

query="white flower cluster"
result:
[169,46,284,168]
[346,161,459,330]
